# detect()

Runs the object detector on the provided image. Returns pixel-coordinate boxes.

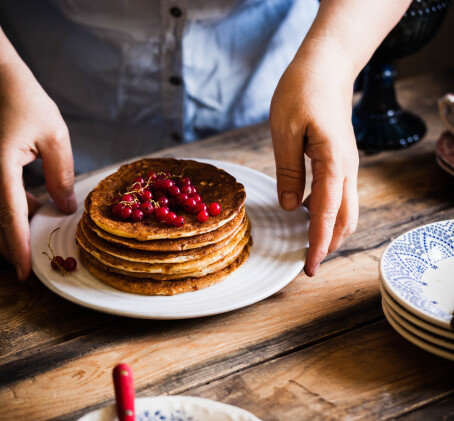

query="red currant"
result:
[147,171,157,181]
[139,202,155,216]
[111,195,122,205]
[122,194,134,203]
[190,193,202,203]
[131,202,140,210]
[135,176,145,185]
[208,202,221,216]
[191,186,198,194]
[64,257,77,272]
[121,207,133,219]
[180,185,193,195]
[176,193,188,207]
[183,197,197,212]
[177,177,191,187]
[174,216,185,227]
[194,203,207,213]
[168,185,180,197]
[131,209,144,221]
[155,206,170,221]
[197,210,209,222]
[157,173,167,180]
[140,190,152,202]
[112,203,125,217]
[161,179,174,190]
[158,197,169,207]
[51,256,65,271]
[165,212,177,225]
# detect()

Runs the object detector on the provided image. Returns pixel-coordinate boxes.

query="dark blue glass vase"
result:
[353,0,451,153]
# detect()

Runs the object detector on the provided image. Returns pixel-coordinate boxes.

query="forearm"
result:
[294,0,412,87]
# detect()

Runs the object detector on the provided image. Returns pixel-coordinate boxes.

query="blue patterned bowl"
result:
[379,220,454,329]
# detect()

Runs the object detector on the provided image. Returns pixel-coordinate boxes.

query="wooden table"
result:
[1,72,454,420]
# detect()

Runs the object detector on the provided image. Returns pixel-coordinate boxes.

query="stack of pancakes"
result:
[76,158,252,295]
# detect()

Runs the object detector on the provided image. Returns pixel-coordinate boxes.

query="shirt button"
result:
[169,76,182,86]
[170,7,182,18]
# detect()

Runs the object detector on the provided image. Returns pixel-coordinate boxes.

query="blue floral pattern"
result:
[381,220,454,323]
[137,410,193,421]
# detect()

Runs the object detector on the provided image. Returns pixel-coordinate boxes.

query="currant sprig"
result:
[43,228,77,275]
[110,169,221,226]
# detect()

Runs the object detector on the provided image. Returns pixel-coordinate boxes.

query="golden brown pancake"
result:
[82,206,246,251]
[88,159,246,240]
[79,244,250,295]
[76,221,250,278]
[80,212,248,263]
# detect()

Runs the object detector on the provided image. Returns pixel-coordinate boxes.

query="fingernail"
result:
[15,264,23,281]
[66,192,78,213]
[280,191,299,211]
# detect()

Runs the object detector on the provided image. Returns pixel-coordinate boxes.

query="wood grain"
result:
[1,72,453,420]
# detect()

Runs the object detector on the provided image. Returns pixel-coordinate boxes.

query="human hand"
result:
[0,51,76,280]
[269,41,359,277]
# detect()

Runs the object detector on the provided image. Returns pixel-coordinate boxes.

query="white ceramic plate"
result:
[382,299,454,351]
[379,280,454,339]
[78,396,261,421]
[382,300,454,361]
[30,159,309,319]
[379,220,454,329]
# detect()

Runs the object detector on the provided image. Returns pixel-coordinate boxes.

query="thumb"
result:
[271,127,306,212]
[39,128,77,214]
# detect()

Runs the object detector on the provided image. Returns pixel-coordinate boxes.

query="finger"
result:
[328,177,358,254]
[304,160,344,277]
[0,160,32,280]
[302,194,311,210]
[39,126,77,214]
[270,117,306,211]
[26,191,42,217]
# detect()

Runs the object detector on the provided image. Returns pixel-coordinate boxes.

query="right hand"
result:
[0,56,76,280]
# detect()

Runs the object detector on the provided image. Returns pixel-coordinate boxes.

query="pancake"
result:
[76,220,250,277]
[79,244,250,295]
[89,158,246,240]
[80,212,248,263]
[83,205,246,251]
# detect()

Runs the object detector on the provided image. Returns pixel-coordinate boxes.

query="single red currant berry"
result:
[135,176,145,185]
[158,196,169,207]
[180,185,193,195]
[191,186,198,194]
[197,210,209,222]
[147,171,157,181]
[165,212,177,225]
[174,216,185,227]
[112,203,125,217]
[168,185,180,197]
[122,194,134,203]
[194,203,207,213]
[157,173,167,180]
[190,193,202,203]
[155,206,170,221]
[161,179,174,190]
[140,202,155,216]
[64,257,77,272]
[131,209,144,222]
[183,197,197,212]
[121,207,133,219]
[177,177,191,187]
[131,202,140,210]
[176,193,188,207]
[208,202,221,216]
[165,171,172,178]
[140,190,153,202]
[51,256,65,271]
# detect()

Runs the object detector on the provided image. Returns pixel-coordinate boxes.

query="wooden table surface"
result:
[1,72,454,420]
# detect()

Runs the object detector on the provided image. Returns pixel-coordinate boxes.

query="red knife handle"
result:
[113,363,135,421]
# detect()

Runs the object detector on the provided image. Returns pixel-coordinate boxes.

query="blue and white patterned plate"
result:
[78,396,261,421]
[379,220,454,329]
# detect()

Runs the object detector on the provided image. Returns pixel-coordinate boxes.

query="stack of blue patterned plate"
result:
[379,220,454,360]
